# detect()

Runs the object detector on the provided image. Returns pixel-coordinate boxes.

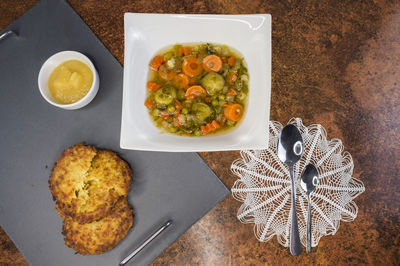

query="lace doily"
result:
[231,118,365,248]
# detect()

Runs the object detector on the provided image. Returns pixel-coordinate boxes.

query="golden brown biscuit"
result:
[62,199,133,255]
[49,144,132,223]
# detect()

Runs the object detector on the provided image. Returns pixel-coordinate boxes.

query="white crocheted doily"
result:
[231,118,365,248]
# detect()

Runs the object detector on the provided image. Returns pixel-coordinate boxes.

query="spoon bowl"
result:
[301,164,319,253]
[301,164,319,193]
[277,124,303,166]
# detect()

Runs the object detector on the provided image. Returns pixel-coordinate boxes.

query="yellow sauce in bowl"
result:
[48,60,93,104]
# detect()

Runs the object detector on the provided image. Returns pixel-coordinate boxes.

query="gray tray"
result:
[0,0,229,265]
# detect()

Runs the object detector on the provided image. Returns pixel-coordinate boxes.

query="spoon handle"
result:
[307,194,312,253]
[289,166,302,256]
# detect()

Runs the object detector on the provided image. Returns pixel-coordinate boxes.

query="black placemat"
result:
[0,0,229,265]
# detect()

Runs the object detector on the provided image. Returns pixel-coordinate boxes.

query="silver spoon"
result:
[301,164,319,253]
[277,124,303,256]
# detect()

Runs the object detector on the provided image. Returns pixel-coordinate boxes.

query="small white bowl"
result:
[38,51,99,110]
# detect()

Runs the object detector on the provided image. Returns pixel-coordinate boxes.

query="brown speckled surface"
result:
[1,0,400,265]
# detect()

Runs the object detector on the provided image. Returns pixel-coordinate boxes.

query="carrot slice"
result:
[227,56,236,66]
[144,99,155,109]
[173,74,190,89]
[185,85,206,100]
[202,55,222,72]
[227,72,238,84]
[158,64,176,81]
[147,82,161,91]
[182,57,203,77]
[228,89,237,96]
[150,55,164,71]
[224,103,243,122]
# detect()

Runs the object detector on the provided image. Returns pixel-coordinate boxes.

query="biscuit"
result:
[49,144,132,223]
[62,198,133,255]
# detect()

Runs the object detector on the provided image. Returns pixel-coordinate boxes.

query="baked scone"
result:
[49,144,132,223]
[62,198,133,255]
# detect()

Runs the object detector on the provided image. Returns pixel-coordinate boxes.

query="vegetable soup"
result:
[145,43,248,136]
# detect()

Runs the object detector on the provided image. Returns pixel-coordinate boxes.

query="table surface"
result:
[1,0,399,265]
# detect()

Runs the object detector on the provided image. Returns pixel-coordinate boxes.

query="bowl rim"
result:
[37,50,98,109]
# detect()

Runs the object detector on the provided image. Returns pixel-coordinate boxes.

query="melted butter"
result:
[48,60,93,104]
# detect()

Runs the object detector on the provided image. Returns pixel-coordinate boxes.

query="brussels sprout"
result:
[192,102,212,121]
[154,87,176,105]
[201,72,225,95]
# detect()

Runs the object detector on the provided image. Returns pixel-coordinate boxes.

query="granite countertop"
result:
[1,0,399,265]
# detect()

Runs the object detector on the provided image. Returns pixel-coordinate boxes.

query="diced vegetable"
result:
[227,72,238,84]
[228,89,237,96]
[145,99,155,109]
[150,55,164,71]
[227,56,236,66]
[147,82,161,91]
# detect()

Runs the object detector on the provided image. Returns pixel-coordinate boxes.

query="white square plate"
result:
[121,13,271,152]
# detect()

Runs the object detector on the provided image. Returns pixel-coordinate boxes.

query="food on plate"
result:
[145,43,249,136]
[62,198,133,255]
[48,60,93,104]
[49,143,133,255]
[49,143,131,224]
